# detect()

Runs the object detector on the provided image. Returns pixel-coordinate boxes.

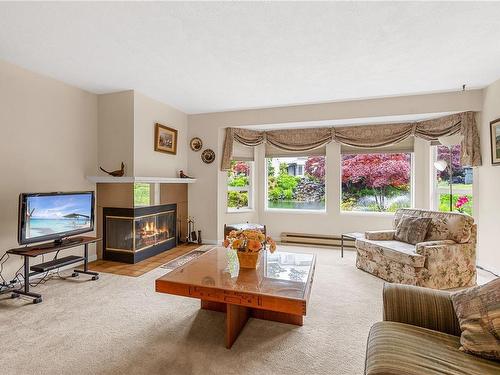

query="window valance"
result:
[340,136,414,155]
[221,111,481,170]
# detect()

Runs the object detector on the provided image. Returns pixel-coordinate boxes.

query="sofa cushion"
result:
[356,238,425,268]
[365,321,500,375]
[394,215,432,245]
[394,209,474,244]
[365,230,395,241]
[451,278,500,361]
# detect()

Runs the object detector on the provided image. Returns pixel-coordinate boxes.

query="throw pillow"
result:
[451,278,500,361]
[394,214,432,245]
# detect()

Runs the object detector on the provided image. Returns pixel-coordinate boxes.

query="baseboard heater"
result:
[281,232,356,248]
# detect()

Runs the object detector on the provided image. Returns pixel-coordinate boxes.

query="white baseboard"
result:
[203,239,220,245]
[478,263,500,277]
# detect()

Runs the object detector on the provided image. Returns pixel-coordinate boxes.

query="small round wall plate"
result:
[190,137,203,151]
[201,149,216,164]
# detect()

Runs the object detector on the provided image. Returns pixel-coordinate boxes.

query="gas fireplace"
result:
[103,204,177,263]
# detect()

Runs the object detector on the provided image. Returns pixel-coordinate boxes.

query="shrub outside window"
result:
[227,161,252,211]
[341,153,412,212]
[266,156,326,211]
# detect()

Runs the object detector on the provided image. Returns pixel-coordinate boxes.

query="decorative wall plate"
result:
[190,137,203,151]
[201,149,216,164]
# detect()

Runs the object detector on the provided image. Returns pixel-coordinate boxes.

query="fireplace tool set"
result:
[186,217,201,244]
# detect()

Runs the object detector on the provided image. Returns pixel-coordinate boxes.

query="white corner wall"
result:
[97,90,188,178]
[477,78,500,274]
[98,90,135,176]
[0,60,98,281]
[133,91,188,177]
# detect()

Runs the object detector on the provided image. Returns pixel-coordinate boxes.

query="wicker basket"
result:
[237,250,262,269]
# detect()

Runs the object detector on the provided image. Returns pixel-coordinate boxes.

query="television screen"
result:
[18,191,95,244]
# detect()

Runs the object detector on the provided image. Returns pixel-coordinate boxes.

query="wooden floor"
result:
[83,243,201,277]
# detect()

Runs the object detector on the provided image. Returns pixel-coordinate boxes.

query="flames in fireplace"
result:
[138,221,169,241]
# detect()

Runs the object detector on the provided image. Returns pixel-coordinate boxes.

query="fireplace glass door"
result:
[105,209,176,253]
[134,211,175,251]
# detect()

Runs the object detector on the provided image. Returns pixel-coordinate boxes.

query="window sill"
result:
[226,208,255,214]
[340,211,395,216]
[264,208,327,215]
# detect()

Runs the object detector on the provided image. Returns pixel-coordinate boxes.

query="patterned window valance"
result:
[221,111,481,170]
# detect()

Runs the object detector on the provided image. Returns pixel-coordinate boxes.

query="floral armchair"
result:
[355,209,477,289]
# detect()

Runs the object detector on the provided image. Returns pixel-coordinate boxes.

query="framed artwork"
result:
[490,118,500,165]
[154,123,178,155]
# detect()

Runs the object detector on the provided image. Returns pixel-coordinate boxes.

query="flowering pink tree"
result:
[305,157,325,182]
[232,161,249,175]
[342,153,411,211]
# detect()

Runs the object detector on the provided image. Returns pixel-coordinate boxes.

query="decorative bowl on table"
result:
[223,229,276,269]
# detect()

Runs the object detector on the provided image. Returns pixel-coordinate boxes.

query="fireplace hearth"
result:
[103,204,177,263]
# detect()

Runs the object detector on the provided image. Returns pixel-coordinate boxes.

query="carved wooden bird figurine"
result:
[100,162,125,177]
[179,170,193,179]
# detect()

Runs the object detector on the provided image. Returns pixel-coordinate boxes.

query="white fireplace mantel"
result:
[86,176,197,184]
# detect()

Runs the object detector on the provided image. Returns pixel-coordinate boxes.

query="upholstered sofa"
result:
[364,283,500,375]
[356,208,476,289]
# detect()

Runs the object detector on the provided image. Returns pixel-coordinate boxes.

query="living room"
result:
[0,2,499,375]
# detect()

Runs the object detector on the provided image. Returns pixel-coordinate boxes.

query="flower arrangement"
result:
[223,229,276,268]
[223,229,276,253]
[456,196,470,213]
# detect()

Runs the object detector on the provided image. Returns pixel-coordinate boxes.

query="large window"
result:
[432,144,473,215]
[266,156,326,211]
[227,161,253,211]
[341,153,412,212]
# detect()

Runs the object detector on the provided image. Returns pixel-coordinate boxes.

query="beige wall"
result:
[133,91,188,177]
[0,60,98,281]
[477,78,500,274]
[188,90,483,244]
[98,91,134,176]
[97,90,188,179]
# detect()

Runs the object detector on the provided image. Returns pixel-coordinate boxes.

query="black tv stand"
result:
[7,236,101,304]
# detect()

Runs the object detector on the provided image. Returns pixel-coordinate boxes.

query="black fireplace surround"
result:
[103,204,177,263]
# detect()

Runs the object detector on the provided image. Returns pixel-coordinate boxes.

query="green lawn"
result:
[437,182,473,190]
[439,194,472,215]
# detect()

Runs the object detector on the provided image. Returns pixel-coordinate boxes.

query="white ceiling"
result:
[1,2,500,114]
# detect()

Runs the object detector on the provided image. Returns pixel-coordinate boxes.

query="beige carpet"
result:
[0,246,384,375]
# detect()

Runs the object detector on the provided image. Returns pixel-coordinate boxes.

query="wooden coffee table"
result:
[155,247,316,348]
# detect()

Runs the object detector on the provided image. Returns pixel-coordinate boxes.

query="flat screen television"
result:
[18,191,95,245]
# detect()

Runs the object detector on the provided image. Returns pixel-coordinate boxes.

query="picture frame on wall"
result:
[490,118,500,165]
[154,123,178,155]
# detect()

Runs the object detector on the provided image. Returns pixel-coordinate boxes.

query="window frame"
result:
[226,160,254,213]
[133,183,152,207]
[264,155,327,213]
[430,145,474,215]
[339,151,415,214]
